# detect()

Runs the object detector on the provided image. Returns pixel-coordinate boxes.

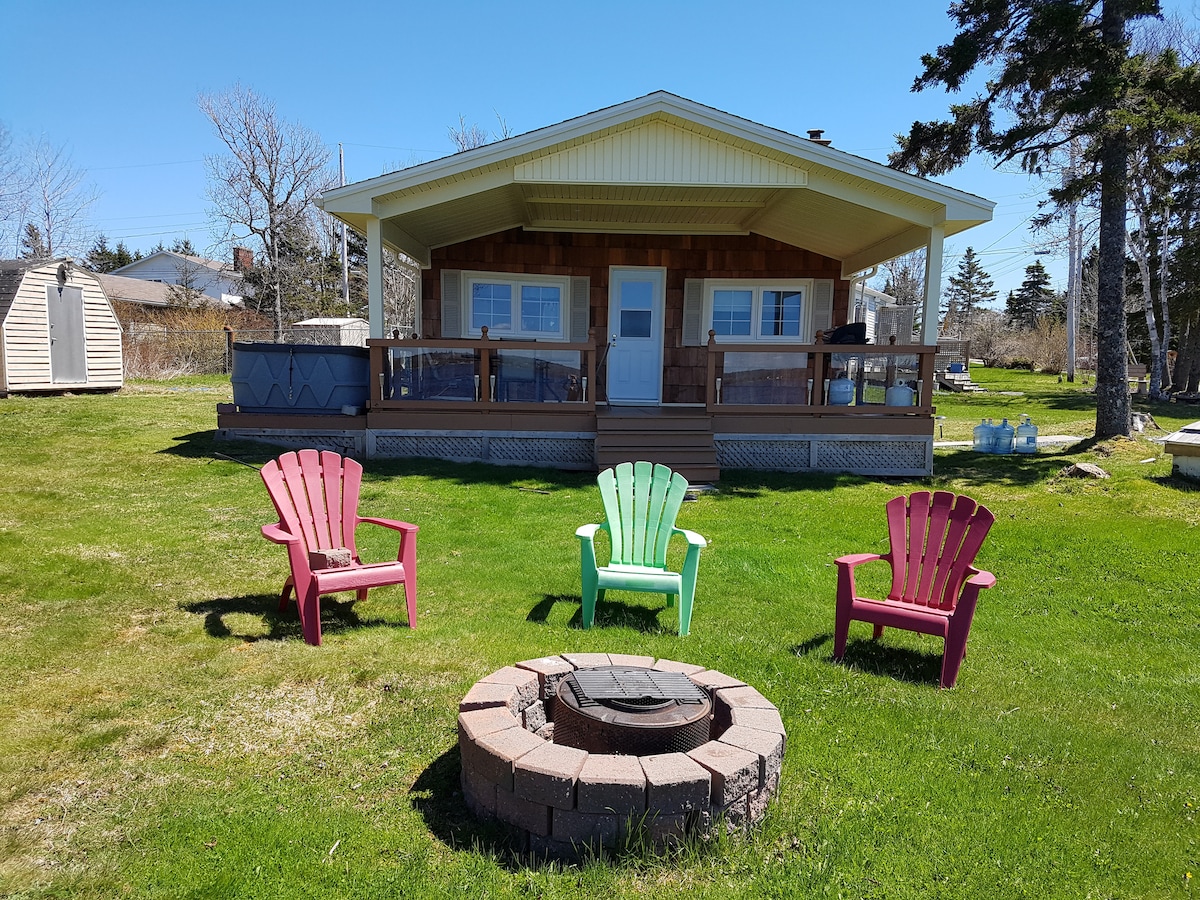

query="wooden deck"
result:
[216,338,942,479]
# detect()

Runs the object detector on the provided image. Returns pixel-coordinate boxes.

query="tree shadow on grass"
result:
[526,592,675,634]
[792,631,942,688]
[163,431,598,491]
[408,744,529,868]
[181,593,395,643]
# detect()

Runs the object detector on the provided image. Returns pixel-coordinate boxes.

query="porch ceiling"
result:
[320,93,993,272]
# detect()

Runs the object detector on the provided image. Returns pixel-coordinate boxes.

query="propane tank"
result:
[1015,415,1039,454]
[994,417,1015,454]
[828,373,854,405]
[885,380,915,407]
[973,418,993,453]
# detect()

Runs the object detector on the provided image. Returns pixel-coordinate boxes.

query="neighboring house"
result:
[97,272,245,320]
[110,250,247,306]
[848,285,915,347]
[0,259,123,394]
[219,92,994,478]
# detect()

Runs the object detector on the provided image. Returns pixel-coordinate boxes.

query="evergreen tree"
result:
[84,234,140,272]
[1007,261,1055,329]
[942,247,997,335]
[20,223,48,258]
[890,0,1166,437]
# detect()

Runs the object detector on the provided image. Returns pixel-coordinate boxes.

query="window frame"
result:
[702,278,815,343]
[462,271,571,340]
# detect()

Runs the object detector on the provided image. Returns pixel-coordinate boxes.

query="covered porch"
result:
[218,92,993,479]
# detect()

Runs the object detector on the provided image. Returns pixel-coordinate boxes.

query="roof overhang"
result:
[319,92,994,274]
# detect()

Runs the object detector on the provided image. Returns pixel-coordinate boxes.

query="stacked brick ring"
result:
[458,652,785,858]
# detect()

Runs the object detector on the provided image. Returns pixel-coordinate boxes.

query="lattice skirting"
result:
[716,434,932,476]
[216,428,366,457]
[218,427,929,476]
[369,431,597,470]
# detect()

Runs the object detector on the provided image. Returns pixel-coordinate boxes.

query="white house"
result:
[111,250,246,307]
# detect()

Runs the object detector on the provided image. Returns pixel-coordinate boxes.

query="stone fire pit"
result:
[458,652,785,858]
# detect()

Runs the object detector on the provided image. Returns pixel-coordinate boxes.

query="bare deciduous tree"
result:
[0,123,26,255]
[448,112,513,153]
[199,84,335,337]
[12,135,98,259]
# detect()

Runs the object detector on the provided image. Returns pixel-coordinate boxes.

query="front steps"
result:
[595,407,719,483]
[936,371,985,393]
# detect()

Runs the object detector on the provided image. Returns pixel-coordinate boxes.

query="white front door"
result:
[606,267,665,405]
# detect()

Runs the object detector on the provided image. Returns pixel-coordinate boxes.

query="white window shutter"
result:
[811,279,834,335]
[570,276,590,342]
[441,269,462,337]
[682,278,704,345]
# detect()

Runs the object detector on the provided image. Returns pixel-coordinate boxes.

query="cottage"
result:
[0,259,123,395]
[218,93,994,478]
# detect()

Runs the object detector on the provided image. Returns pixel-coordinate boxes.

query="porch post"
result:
[921,225,945,345]
[366,215,385,339]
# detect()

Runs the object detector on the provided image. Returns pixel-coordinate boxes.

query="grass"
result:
[0,372,1197,898]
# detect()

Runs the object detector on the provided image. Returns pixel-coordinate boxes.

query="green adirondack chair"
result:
[576,461,707,635]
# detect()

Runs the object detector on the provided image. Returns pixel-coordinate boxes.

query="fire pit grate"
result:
[567,667,708,708]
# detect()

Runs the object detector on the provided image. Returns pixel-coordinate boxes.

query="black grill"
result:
[553,666,713,755]
[567,668,707,710]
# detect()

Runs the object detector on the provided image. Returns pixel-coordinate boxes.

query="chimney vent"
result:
[807,129,832,146]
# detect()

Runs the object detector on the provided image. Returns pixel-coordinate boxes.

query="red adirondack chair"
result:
[833,490,996,688]
[260,449,418,646]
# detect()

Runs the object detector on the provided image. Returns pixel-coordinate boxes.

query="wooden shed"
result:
[0,259,124,395]
[1165,421,1200,480]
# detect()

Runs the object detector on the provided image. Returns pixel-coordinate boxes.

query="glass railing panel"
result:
[826,350,921,406]
[385,347,479,401]
[493,349,586,402]
[719,351,810,405]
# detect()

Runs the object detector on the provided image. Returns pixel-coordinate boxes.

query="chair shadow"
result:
[181,593,390,643]
[408,744,528,867]
[792,632,942,687]
[526,593,675,634]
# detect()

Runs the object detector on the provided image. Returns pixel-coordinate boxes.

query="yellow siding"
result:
[514,121,809,187]
[1,264,123,392]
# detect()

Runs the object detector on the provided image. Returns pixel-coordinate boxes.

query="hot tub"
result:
[231,342,369,414]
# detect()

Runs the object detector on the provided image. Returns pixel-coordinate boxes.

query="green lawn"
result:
[0,373,1196,899]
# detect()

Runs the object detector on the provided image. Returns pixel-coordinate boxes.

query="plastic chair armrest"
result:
[357,515,419,535]
[672,527,707,549]
[576,522,603,542]
[835,552,884,570]
[965,567,997,591]
[261,522,298,546]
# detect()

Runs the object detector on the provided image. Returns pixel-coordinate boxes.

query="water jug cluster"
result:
[973,415,1037,454]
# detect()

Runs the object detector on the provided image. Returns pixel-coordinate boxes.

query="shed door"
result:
[47,284,87,384]
[606,267,664,405]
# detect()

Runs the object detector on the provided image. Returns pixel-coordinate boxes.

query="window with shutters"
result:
[703,279,815,343]
[460,272,570,340]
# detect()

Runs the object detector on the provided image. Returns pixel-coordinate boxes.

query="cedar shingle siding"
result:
[425,229,848,404]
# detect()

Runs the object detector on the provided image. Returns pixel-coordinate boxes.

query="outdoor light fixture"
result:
[56,261,72,295]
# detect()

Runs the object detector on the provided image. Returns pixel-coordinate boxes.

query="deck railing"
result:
[704,332,938,414]
[365,330,938,416]
[367,328,599,411]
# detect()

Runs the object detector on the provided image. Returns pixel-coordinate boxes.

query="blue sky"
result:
[4,0,1195,297]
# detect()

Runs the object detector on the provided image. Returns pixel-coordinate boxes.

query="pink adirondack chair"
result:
[260,449,418,646]
[833,490,996,688]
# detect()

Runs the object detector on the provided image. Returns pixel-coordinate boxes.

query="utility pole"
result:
[1065,140,1081,383]
[339,143,349,314]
